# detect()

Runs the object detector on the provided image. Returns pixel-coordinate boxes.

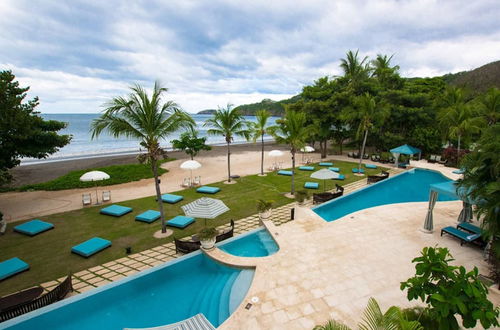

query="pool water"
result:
[313,169,457,222]
[220,228,279,257]
[3,253,254,330]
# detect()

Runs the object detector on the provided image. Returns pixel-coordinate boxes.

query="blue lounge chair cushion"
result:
[0,258,29,281]
[457,222,481,235]
[365,164,377,169]
[452,169,465,174]
[328,167,340,172]
[334,174,345,180]
[14,219,54,236]
[299,166,314,171]
[304,182,319,189]
[319,162,333,166]
[100,205,132,217]
[72,237,111,258]
[277,170,293,176]
[196,186,220,194]
[441,226,480,244]
[161,194,183,204]
[167,216,195,228]
[135,210,161,223]
[352,168,365,173]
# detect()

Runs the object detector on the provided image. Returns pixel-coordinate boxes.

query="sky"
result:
[1,0,499,114]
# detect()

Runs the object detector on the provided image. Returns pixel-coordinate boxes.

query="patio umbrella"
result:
[180,160,202,186]
[182,197,229,226]
[300,146,314,162]
[268,150,284,170]
[310,168,339,191]
[79,171,110,205]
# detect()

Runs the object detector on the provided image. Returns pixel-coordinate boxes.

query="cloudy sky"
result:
[1,0,499,114]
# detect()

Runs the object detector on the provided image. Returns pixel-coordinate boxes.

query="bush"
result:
[198,227,217,240]
[295,190,308,203]
[442,147,469,167]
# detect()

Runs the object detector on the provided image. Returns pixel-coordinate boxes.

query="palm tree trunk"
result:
[261,134,264,175]
[339,138,344,155]
[152,159,166,233]
[291,150,296,195]
[359,129,368,172]
[457,134,461,161]
[227,141,231,182]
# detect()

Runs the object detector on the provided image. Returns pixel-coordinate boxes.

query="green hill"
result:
[233,95,301,116]
[443,60,500,95]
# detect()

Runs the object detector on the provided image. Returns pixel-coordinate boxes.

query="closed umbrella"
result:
[423,190,438,232]
[182,197,229,226]
[80,171,110,204]
[311,168,339,191]
[180,160,202,186]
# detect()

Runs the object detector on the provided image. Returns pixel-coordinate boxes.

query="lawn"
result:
[0,160,386,296]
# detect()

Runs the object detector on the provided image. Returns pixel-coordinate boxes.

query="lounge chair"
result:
[363,154,369,159]
[299,166,314,171]
[135,210,161,223]
[167,215,195,229]
[14,219,54,237]
[457,222,481,235]
[277,170,293,176]
[334,174,345,180]
[182,178,190,187]
[0,286,43,313]
[319,162,333,166]
[100,204,133,217]
[71,237,112,257]
[428,155,437,163]
[193,176,201,186]
[196,186,220,194]
[161,193,183,204]
[347,152,353,158]
[0,258,29,281]
[123,313,215,330]
[352,168,365,174]
[216,220,234,242]
[313,185,344,204]
[102,191,111,202]
[304,182,319,189]
[328,167,340,172]
[437,156,447,165]
[365,164,377,169]
[82,193,92,206]
[440,226,482,246]
[367,171,389,184]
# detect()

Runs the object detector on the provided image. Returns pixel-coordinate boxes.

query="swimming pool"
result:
[313,168,457,222]
[220,227,279,257]
[2,252,254,330]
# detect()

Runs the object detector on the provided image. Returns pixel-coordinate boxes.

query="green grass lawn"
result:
[0,160,386,296]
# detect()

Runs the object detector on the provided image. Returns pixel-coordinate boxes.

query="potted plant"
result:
[295,190,309,205]
[256,199,274,219]
[198,227,218,249]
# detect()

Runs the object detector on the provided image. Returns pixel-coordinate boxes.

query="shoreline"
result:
[9,141,287,188]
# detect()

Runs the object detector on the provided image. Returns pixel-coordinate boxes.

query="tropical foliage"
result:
[91,82,194,233]
[250,109,272,175]
[171,128,211,160]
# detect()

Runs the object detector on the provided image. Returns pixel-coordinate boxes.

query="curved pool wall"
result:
[313,168,458,222]
[2,252,254,330]
[219,227,279,257]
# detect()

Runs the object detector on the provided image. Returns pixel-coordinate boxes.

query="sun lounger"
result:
[100,204,133,217]
[319,162,333,166]
[167,215,195,229]
[0,258,29,281]
[304,182,319,189]
[102,190,111,202]
[135,210,161,223]
[193,176,201,186]
[365,164,377,169]
[440,226,481,246]
[299,166,314,171]
[196,186,220,194]
[428,155,437,163]
[452,169,465,174]
[334,174,345,180]
[328,167,340,172]
[457,222,481,235]
[14,219,54,236]
[123,313,215,330]
[352,168,365,173]
[82,193,92,206]
[161,193,183,204]
[71,237,111,258]
[277,170,293,176]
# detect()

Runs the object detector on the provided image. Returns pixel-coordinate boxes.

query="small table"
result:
[0,287,43,311]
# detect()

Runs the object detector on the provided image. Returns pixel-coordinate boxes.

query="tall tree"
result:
[204,104,250,182]
[477,87,500,125]
[91,82,193,233]
[250,109,272,175]
[340,50,371,89]
[371,54,402,89]
[171,127,211,160]
[269,110,311,195]
[343,93,388,172]
[0,70,71,184]
[437,87,481,159]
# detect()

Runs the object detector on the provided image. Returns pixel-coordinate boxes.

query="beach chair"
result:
[193,176,201,186]
[82,193,92,206]
[440,226,482,246]
[457,222,481,235]
[102,190,111,202]
[182,178,190,187]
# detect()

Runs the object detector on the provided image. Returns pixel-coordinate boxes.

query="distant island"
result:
[197,109,217,115]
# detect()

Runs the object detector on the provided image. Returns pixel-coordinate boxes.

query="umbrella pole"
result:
[95,182,99,205]
[190,169,193,187]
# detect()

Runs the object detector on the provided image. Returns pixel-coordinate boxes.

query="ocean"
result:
[22,114,279,165]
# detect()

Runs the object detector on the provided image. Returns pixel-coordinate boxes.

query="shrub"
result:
[197,227,218,240]
[442,147,469,167]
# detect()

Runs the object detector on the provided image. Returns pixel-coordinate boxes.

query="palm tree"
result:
[438,87,481,159]
[343,93,387,173]
[371,54,400,87]
[91,82,194,233]
[478,87,500,125]
[250,109,272,175]
[204,104,250,182]
[269,110,311,195]
[340,50,371,88]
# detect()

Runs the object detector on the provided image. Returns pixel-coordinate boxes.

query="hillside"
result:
[197,109,216,115]
[444,60,500,95]
[233,95,301,116]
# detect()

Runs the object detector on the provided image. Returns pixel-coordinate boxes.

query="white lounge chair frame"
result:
[102,190,111,202]
[82,193,92,206]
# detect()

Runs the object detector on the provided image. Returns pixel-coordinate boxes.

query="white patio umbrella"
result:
[180,160,202,185]
[300,146,314,162]
[268,150,284,170]
[79,171,110,204]
[182,197,229,226]
[311,168,339,191]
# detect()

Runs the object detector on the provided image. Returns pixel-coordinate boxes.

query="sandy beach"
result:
[1,142,317,222]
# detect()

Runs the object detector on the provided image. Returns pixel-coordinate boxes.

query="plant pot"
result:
[259,210,272,220]
[200,237,216,250]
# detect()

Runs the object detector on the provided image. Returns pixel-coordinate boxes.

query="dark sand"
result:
[10,142,286,187]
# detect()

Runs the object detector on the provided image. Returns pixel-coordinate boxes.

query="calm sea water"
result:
[23,114,278,164]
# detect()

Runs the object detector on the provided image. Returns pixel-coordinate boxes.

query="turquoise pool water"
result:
[220,227,279,257]
[313,169,457,222]
[3,253,253,330]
